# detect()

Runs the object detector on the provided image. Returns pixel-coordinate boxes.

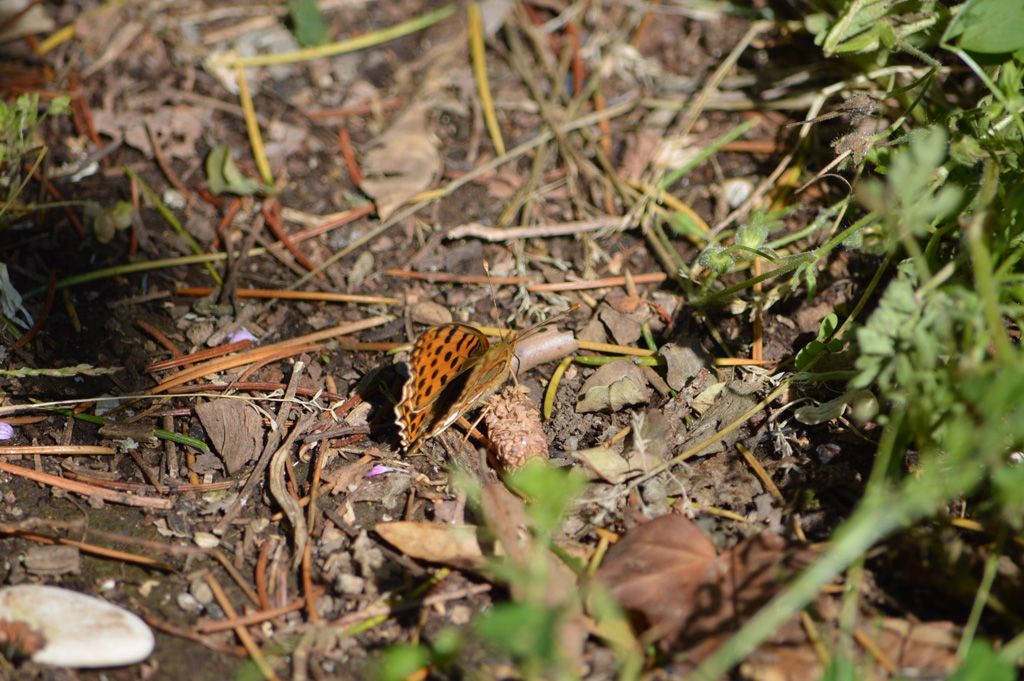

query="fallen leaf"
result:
[599,303,643,346]
[0,0,54,43]
[572,446,632,484]
[359,104,442,220]
[596,514,817,667]
[595,514,720,646]
[576,360,652,413]
[205,144,267,196]
[661,341,709,391]
[195,399,264,474]
[871,618,959,679]
[375,521,485,572]
[91,106,205,160]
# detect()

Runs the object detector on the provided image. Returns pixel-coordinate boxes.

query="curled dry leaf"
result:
[485,385,548,469]
[359,103,442,220]
[195,399,264,474]
[375,521,485,572]
[513,329,578,375]
[596,514,817,671]
[576,360,652,413]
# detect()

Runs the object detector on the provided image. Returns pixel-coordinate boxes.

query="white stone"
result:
[0,584,154,668]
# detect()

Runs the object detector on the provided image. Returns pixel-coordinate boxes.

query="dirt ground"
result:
[0,2,1012,680]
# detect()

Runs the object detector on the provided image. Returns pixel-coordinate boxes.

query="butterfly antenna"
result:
[482,260,510,341]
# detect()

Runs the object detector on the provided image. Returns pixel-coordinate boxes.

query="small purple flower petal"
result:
[227,328,258,343]
[367,464,400,478]
[0,422,15,440]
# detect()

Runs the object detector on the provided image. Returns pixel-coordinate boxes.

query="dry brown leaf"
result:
[661,341,710,392]
[595,514,720,646]
[91,106,205,160]
[572,446,632,484]
[599,303,643,346]
[0,0,54,43]
[195,399,264,474]
[375,521,486,572]
[596,514,817,669]
[359,104,441,220]
[869,618,959,680]
[576,360,652,413]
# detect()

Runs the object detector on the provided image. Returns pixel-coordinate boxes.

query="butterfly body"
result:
[395,324,515,451]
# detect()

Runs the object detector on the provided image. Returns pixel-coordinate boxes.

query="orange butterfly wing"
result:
[396,324,494,450]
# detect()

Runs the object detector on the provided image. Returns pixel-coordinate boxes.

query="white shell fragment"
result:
[0,584,154,668]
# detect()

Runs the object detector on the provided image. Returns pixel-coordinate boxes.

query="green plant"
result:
[687,0,1024,677]
[0,92,70,222]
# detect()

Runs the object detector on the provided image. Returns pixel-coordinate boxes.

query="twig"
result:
[235,62,273,185]
[0,522,173,570]
[205,573,281,681]
[468,1,505,155]
[337,128,364,185]
[150,316,391,395]
[263,198,315,271]
[304,438,329,623]
[147,339,253,372]
[175,287,398,306]
[140,609,247,657]
[0,461,172,509]
[269,367,312,569]
[384,269,532,285]
[529,272,666,292]
[736,442,783,500]
[136,319,183,357]
[446,217,623,242]
[288,204,375,242]
[196,594,313,633]
[220,5,456,68]
[146,120,197,205]
[0,445,114,456]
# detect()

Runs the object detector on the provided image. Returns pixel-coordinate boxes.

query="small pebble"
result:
[721,177,755,208]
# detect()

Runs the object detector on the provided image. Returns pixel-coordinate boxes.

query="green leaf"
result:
[698,246,734,275]
[206,144,265,196]
[666,211,702,239]
[505,459,586,535]
[944,0,1024,54]
[948,640,1016,681]
[48,95,71,117]
[369,644,431,681]
[474,602,560,662]
[288,0,329,47]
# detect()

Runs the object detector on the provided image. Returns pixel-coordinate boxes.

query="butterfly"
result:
[394,309,574,452]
